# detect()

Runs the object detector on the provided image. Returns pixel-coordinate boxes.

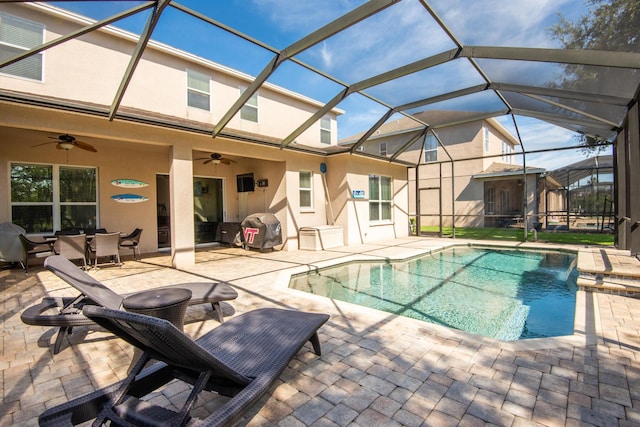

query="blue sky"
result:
[50,0,611,170]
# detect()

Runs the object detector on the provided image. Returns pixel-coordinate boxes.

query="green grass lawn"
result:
[420,226,615,246]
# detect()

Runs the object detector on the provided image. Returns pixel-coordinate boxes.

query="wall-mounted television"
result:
[236,173,255,193]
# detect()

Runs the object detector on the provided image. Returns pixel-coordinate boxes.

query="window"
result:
[0,13,44,81]
[320,117,331,144]
[379,142,387,156]
[11,163,97,234]
[500,189,510,213]
[369,175,392,222]
[240,87,258,122]
[486,187,495,214]
[424,132,438,163]
[299,171,313,209]
[502,141,513,163]
[484,127,490,152]
[186,69,210,110]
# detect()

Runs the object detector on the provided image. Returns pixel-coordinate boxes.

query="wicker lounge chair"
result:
[39,305,329,427]
[21,255,238,354]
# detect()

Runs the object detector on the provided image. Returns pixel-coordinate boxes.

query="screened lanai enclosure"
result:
[547,155,615,232]
[1,0,640,251]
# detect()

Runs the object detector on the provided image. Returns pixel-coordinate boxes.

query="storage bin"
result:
[299,226,344,250]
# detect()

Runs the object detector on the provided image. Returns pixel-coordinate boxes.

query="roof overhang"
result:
[472,168,546,180]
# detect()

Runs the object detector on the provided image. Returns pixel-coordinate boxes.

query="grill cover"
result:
[0,222,26,263]
[241,213,282,249]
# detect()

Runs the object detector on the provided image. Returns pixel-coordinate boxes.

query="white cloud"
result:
[251,0,361,36]
[319,42,332,69]
[429,0,579,47]
[250,0,598,158]
[496,115,612,170]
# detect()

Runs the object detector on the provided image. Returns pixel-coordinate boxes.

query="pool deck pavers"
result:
[2,237,640,426]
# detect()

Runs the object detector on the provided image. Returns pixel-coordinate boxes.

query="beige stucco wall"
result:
[0,4,412,263]
[324,154,408,245]
[0,3,339,147]
[1,101,410,257]
[415,122,484,227]
[408,120,521,228]
[0,121,168,255]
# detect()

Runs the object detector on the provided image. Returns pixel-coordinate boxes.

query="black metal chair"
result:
[18,234,54,273]
[119,228,142,260]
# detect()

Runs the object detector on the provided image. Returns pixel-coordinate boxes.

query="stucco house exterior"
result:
[0,3,410,268]
[340,110,563,231]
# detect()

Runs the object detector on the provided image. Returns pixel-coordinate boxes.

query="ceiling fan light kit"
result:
[195,153,236,165]
[33,134,98,152]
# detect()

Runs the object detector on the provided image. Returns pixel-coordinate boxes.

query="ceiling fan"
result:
[196,153,236,165]
[33,134,97,152]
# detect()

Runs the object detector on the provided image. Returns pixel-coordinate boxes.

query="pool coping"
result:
[276,240,600,352]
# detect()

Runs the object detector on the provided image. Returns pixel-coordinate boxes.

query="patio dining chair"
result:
[89,231,121,269]
[53,234,88,269]
[18,234,54,273]
[119,228,142,260]
[39,305,329,427]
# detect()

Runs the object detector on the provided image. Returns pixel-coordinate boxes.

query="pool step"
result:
[577,275,640,296]
[577,247,640,296]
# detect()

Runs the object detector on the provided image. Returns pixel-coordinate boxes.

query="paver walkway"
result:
[1,237,640,426]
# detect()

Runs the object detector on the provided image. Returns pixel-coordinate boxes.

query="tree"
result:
[549,0,640,152]
[551,0,639,52]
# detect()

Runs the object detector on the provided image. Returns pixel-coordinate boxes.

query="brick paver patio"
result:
[2,237,640,426]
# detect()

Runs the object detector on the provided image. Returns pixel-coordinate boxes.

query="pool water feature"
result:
[289,246,578,340]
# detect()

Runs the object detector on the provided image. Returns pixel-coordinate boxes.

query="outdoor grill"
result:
[240,213,282,251]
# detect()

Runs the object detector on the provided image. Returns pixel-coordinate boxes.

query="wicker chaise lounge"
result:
[39,305,329,427]
[21,255,238,354]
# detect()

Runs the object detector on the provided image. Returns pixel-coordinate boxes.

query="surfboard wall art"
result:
[111,179,149,188]
[111,194,149,203]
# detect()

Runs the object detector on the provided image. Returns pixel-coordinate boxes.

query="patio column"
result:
[628,103,640,256]
[169,144,195,268]
[615,131,629,250]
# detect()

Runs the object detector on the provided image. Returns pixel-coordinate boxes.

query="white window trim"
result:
[320,117,331,145]
[379,142,387,156]
[424,132,438,163]
[299,170,313,211]
[186,69,211,111]
[239,86,258,122]
[0,12,45,82]
[484,127,490,152]
[369,174,393,224]
[10,162,99,235]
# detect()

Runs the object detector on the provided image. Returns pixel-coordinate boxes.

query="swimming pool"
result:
[289,246,578,341]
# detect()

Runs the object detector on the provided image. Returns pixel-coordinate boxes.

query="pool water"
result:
[289,246,578,340]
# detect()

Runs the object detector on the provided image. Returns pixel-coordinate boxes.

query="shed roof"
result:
[549,155,614,187]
